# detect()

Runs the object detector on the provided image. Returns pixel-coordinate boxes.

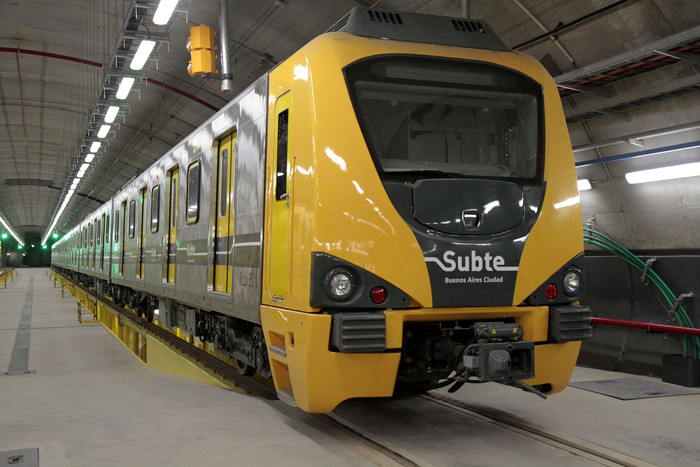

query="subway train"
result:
[52,7,592,413]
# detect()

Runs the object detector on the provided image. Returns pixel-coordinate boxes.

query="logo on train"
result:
[425,250,518,284]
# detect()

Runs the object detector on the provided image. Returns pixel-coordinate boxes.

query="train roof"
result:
[326,7,510,52]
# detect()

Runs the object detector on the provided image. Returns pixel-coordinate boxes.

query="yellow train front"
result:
[260,8,592,413]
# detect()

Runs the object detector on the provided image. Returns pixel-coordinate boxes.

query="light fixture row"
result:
[42,0,180,246]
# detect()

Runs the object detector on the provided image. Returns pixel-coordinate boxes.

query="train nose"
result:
[412,179,525,235]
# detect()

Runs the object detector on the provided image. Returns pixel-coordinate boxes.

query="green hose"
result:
[583,227,699,359]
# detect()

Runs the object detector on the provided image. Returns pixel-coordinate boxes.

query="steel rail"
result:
[419,392,656,467]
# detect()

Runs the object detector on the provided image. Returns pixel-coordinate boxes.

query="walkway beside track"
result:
[2,268,700,466]
[0,268,383,466]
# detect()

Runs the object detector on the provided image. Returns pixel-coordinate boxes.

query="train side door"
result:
[138,187,147,278]
[101,213,107,271]
[119,201,127,275]
[269,92,292,300]
[167,167,179,284]
[214,133,236,293]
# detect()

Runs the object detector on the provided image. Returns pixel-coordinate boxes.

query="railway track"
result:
[418,391,656,467]
[54,272,654,466]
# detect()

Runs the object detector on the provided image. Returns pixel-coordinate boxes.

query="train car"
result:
[52,7,592,413]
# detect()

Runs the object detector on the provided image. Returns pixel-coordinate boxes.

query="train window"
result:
[345,56,543,184]
[105,215,110,244]
[89,224,93,247]
[170,172,178,229]
[275,109,289,201]
[97,220,101,245]
[114,210,120,242]
[219,148,228,218]
[151,185,160,233]
[186,161,200,224]
[129,200,136,238]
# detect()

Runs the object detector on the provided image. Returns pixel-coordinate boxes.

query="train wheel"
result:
[236,359,255,376]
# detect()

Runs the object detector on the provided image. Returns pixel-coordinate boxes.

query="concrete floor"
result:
[2,267,700,466]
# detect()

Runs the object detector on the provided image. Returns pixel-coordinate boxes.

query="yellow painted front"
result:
[262,303,576,412]
[262,33,582,312]
[139,187,147,278]
[167,167,178,283]
[268,92,292,299]
[214,134,235,292]
[261,305,400,413]
[524,341,582,393]
[259,33,584,410]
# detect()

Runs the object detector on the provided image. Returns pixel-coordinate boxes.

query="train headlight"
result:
[323,267,356,302]
[562,269,583,297]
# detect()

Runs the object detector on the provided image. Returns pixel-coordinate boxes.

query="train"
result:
[51,7,592,413]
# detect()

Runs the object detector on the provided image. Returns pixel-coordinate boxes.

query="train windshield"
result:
[345,56,543,184]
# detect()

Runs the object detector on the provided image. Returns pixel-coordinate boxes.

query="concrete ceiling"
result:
[0,0,699,245]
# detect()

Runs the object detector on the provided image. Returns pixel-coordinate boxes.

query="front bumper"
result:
[260,304,585,413]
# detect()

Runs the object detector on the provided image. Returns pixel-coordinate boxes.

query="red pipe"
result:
[591,317,700,337]
[0,46,102,68]
[1,47,220,111]
[146,78,220,112]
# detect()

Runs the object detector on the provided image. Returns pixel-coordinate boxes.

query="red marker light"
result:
[545,284,558,300]
[370,286,386,304]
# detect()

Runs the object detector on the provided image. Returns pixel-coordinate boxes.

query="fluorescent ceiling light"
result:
[153,0,178,25]
[76,171,84,179]
[116,77,135,99]
[98,124,111,138]
[85,153,95,163]
[130,40,156,70]
[625,161,700,185]
[104,105,119,123]
[80,163,89,172]
[0,214,24,246]
[577,179,592,191]
[90,141,101,153]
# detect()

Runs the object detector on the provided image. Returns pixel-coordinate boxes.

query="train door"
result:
[139,187,147,278]
[119,201,127,276]
[89,223,95,269]
[96,218,101,271]
[167,167,179,283]
[269,92,292,299]
[100,213,106,271]
[214,133,236,293]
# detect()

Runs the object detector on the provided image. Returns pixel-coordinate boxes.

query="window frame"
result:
[151,185,160,233]
[129,199,136,239]
[186,160,201,224]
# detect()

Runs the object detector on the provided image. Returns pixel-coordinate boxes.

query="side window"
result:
[186,161,200,224]
[276,109,289,201]
[171,173,178,228]
[105,215,110,244]
[151,185,160,233]
[219,148,228,217]
[97,220,101,245]
[114,210,120,242]
[129,200,136,238]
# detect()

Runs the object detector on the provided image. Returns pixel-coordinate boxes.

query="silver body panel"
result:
[52,75,269,324]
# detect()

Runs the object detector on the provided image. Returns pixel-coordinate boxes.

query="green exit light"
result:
[17,244,23,250]
[42,244,48,250]
[1,232,7,239]
[52,232,59,239]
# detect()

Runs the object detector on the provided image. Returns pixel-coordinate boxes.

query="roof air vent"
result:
[368,10,403,25]
[327,13,351,32]
[452,20,486,33]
